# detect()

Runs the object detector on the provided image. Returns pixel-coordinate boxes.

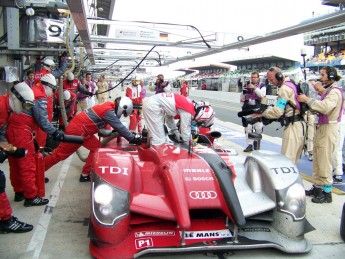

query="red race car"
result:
[88,127,313,259]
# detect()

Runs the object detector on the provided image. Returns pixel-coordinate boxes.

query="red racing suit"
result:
[126,85,143,132]
[0,95,12,220]
[7,84,58,199]
[180,82,189,97]
[54,90,77,127]
[44,101,135,176]
[63,79,90,114]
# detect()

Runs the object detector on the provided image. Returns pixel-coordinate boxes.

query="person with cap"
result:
[44,96,142,182]
[298,66,344,204]
[143,92,215,145]
[7,74,64,207]
[253,67,306,164]
[0,82,35,233]
[96,74,109,104]
[126,75,143,133]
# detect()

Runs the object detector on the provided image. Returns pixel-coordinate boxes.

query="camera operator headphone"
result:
[269,67,284,82]
[328,70,336,80]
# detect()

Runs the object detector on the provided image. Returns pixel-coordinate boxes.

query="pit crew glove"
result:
[129,134,142,145]
[8,148,27,158]
[171,129,182,142]
[52,130,65,141]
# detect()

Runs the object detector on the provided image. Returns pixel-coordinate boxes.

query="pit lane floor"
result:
[1,119,345,259]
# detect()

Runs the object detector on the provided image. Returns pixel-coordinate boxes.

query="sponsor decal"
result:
[182,230,232,239]
[270,167,298,174]
[98,166,129,175]
[135,231,175,237]
[189,191,217,200]
[135,238,153,249]
[185,176,214,182]
[183,168,210,173]
[241,227,271,232]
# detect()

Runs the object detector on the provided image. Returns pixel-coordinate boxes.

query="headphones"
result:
[328,71,336,80]
[268,67,284,82]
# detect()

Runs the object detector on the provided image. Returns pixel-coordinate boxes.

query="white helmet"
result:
[63,90,71,101]
[194,102,215,128]
[115,96,133,118]
[41,74,57,89]
[42,58,55,71]
[9,82,35,114]
[131,75,140,86]
[67,72,74,82]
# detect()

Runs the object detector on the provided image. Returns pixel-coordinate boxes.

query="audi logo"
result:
[189,191,217,200]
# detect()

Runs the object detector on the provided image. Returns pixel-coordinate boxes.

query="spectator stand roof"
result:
[222,55,299,68]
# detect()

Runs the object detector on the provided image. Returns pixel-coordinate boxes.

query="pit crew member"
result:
[143,92,215,145]
[126,76,143,133]
[44,97,142,182]
[0,82,34,233]
[7,74,63,207]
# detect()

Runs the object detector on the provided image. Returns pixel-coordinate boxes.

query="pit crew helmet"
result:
[41,74,57,97]
[63,90,71,101]
[9,82,35,114]
[114,96,133,118]
[42,58,55,71]
[131,75,140,86]
[41,74,57,90]
[193,101,215,128]
[67,72,74,83]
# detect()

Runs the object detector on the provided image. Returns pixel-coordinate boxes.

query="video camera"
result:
[238,97,276,126]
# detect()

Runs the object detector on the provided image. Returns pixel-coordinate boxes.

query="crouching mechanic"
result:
[44,96,142,182]
[7,74,63,207]
[0,82,34,233]
[143,92,215,145]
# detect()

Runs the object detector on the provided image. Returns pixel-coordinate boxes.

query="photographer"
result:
[240,72,266,152]
[154,74,170,94]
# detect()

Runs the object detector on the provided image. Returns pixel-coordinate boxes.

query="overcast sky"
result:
[112,0,337,77]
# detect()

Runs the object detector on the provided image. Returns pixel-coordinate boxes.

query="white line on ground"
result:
[26,154,74,259]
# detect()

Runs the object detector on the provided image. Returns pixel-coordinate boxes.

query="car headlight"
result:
[92,173,130,226]
[277,183,306,221]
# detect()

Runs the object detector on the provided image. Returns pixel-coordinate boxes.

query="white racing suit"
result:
[143,93,195,145]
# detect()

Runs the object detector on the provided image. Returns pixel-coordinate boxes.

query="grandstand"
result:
[175,55,300,93]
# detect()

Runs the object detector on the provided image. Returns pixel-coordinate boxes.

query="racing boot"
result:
[243,144,253,152]
[14,192,24,202]
[24,196,49,207]
[312,191,332,204]
[0,216,33,234]
[305,185,320,196]
[79,174,90,182]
